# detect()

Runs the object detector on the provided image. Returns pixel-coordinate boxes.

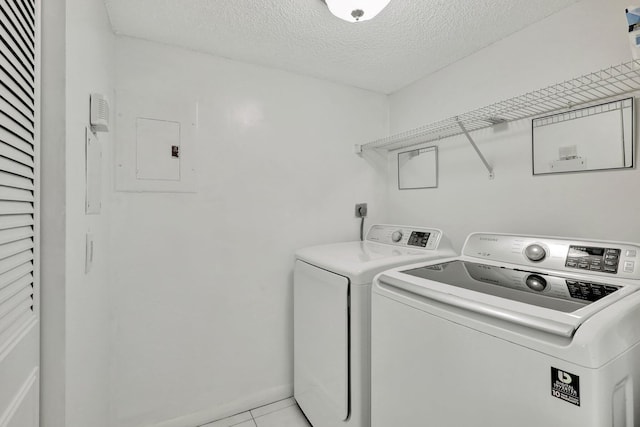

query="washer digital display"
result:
[408,232,430,247]
[568,246,605,257]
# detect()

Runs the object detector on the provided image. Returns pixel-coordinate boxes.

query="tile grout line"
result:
[197,396,296,427]
[251,396,293,412]
[250,397,296,419]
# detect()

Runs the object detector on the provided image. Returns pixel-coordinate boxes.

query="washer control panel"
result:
[366,225,443,250]
[566,246,621,274]
[463,233,640,280]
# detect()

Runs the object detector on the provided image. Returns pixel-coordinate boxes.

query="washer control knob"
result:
[391,230,403,243]
[525,244,547,262]
[525,274,547,292]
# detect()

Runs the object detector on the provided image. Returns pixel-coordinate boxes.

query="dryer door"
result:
[294,260,349,423]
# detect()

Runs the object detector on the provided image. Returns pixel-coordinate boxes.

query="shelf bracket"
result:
[456,119,495,179]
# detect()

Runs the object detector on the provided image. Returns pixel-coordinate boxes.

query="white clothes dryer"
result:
[294,224,455,427]
[372,232,640,427]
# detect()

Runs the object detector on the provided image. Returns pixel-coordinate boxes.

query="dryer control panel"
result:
[366,225,444,251]
[463,233,640,280]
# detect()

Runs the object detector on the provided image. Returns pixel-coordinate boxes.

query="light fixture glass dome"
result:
[324,0,391,23]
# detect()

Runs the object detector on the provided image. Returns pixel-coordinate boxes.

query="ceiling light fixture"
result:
[322,0,391,23]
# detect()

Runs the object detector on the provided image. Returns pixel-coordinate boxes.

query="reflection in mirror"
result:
[398,147,438,189]
[532,97,634,175]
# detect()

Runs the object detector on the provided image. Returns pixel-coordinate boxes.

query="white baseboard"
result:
[150,384,293,427]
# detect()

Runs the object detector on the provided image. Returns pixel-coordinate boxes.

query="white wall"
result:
[40,0,114,426]
[387,0,640,250]
[64,1,114,425]
[110,37,388,427]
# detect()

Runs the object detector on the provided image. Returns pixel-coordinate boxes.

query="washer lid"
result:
[403,260,620,312]
[296,241,454,284]
[376,258,640,338]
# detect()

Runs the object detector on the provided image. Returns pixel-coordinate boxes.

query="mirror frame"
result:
[398,146,438,190]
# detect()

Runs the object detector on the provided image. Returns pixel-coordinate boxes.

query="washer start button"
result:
[624,261,635,273]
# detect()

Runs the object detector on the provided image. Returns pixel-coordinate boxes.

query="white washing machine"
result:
[371,232,640,427]
[294,224,455,427]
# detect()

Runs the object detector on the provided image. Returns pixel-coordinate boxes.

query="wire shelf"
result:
[360,60,640,152]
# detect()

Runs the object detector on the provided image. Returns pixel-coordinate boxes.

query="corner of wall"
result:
[40,0,67,425]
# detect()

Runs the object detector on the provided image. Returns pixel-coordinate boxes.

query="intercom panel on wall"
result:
[90,93,110,132]
[115,90,197,192]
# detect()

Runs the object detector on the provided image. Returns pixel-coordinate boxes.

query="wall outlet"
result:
[355,203,368,218]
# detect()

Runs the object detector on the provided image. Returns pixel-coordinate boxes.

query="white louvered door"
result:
[0,0,40,426]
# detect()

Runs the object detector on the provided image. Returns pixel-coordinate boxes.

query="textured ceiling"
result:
[104,0,579,94]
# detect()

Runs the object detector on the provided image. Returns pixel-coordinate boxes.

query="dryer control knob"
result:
[526,274,547,292]
[391,231,403,243]
[525,244,546,262]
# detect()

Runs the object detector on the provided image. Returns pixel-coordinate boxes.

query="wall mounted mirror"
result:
[398,146,438,189]
[532,97,634,175]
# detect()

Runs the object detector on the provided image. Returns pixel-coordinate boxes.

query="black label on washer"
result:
[551,367,580,406]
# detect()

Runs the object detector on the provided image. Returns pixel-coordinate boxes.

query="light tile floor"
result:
[200,397,312,427]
